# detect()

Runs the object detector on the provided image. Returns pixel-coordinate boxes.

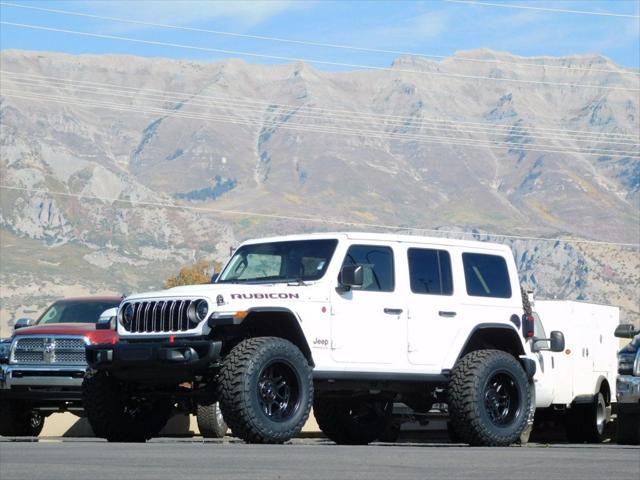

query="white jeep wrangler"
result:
[85,232,564,445]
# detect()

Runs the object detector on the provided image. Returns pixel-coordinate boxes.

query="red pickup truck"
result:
[0,296,121,436]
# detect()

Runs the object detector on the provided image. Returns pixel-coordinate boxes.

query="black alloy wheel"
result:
[483,371,520,427]
[257,360,301,422]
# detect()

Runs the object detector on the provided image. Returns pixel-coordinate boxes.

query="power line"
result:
[1,1,637,77]
[446,0,640,19]
[1,185,637,248]
[10,75,639,148]
[4,70,638,143]
[2,21,637,93]
[6,90,638,158]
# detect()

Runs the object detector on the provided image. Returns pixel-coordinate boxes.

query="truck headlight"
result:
[618,352,636,375]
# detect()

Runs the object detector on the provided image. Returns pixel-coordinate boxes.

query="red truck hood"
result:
[13,323,118,344]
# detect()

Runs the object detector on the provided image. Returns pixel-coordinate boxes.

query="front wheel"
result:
[83,371,173,442]
[448,350,531,446]
[218,337,313,444]
[616,409,640,445]
[0,401,44,436]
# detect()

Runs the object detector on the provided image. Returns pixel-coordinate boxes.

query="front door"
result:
[330,244,403,365]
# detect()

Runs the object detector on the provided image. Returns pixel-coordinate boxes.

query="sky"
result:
[0,0,639,69]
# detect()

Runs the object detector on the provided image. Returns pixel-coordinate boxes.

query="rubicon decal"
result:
[230,293,300,300]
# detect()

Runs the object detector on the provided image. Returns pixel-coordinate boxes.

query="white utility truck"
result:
[83,232,614,445]
[530,300,619,442]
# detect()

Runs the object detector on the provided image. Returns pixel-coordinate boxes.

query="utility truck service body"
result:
[84,232,615,445]
[531,300,619,442]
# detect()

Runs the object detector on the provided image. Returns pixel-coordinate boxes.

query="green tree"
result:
[163,260,222,289]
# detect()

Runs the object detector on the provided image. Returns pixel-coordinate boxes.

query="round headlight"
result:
[195,300,209,322]
[122,303,135,328]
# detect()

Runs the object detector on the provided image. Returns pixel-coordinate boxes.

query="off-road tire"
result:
[565,393,608,443]
[197,401,228,438]
[616,410,640,445]
[0,401,44,436]
[448,349,531,446]
[83,370,173,442]
[218,337,313,444]
[314,397,391,445]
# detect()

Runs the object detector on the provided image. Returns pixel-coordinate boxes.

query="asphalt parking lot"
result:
[0,437,638,480]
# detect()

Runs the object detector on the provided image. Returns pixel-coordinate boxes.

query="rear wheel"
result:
[314,397,391,445]
[83,371,173,442]
[448,350,531,446]
[565,393,608,443]
[196,401,228,438]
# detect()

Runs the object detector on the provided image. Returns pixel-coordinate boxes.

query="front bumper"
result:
[617,374,640,408]
[0,364,86,402]
[86,339,222,382]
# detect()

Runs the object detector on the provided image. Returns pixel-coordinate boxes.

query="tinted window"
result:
[462,253,512,298]
[342,245,394,292]
[408,248,453,295]
[37,300,120,325]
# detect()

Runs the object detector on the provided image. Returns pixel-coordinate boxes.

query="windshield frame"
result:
[217,239,339,284]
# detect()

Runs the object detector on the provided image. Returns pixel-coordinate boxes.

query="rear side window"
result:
[408,248,453,295]
[462,253,512,298]
[342,245,394,292]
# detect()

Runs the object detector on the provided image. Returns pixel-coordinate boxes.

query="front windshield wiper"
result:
[286,278,309,286]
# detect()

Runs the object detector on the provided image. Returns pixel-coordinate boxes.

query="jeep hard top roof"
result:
[238,232,512,254]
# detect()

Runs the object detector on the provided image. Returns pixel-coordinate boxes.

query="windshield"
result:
[37,300,121,325]
[218,239,338,284]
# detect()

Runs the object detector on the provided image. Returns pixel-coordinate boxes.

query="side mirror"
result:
[615,324,637,339]
[211,272,219,283]
[96,308,118,330]
[548,331,565,352]
[532,330,565,353]
[339,265,363,290]
[13,318,32,331]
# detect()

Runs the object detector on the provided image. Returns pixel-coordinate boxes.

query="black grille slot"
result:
[124,300,194,333]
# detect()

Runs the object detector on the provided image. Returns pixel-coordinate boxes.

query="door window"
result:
[407,248,453,295]
[462,253,512,298]
[342,245,394,292]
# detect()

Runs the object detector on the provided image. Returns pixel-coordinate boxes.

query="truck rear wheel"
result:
[0,401,44,436]
[83,371,172,442]
[448,349,531,446]
[196,401,228,438]
[313,397,391,445]
[218,337,313,444]
[565,393,608,443]
[616,410,640,445]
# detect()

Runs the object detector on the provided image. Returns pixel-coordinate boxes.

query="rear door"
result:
[406,245,460,370]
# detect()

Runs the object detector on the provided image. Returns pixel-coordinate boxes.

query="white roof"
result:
[239,231,512,253]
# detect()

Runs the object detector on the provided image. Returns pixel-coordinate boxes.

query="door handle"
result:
[384,308,403,315]
[439,311,457,318]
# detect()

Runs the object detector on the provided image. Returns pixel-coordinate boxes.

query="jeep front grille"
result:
[11,336,87,365]
[124,300,194,333]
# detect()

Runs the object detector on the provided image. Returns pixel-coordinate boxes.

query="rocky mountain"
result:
[0,49,638,335]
